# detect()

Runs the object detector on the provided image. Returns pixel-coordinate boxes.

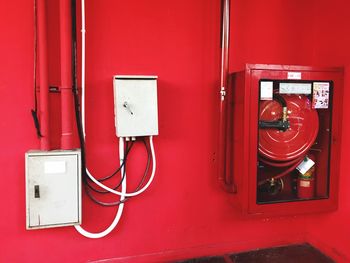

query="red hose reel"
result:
[258,94,319,187]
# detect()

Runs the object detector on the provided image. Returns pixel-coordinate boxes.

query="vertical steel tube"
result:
[220,0,230,92]
[37,0,50,150]
[218,0,236,192]
[60,0,74,149]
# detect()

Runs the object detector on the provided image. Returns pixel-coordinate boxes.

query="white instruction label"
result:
[260,81,273,100]
[296,157,315,175]
[44,161,66,174]
[288,72,302,80]
[312,82,330,109]
[279,83,312,94]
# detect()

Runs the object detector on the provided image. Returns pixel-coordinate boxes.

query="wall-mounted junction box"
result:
[113,75,158,137]
[25,150,81,229]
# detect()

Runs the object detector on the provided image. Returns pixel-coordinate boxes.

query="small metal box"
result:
[113,75,159,137]
[25,150,81,229]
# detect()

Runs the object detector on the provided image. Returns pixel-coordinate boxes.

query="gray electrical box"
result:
[25,150,81,229]
[113,75,159,137]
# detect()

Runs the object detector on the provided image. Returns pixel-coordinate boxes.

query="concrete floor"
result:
[176,243,334,263]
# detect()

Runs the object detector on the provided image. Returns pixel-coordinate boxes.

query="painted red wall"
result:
[230,0,315,71]
[0,0,349,262]
[303,1,350,262]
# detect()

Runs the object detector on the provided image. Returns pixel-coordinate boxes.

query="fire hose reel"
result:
[259,94,319,162]
[258,93,319,198]
[227,65,344,216]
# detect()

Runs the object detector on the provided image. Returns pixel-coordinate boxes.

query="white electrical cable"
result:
[76,0,156,239]
[79,0,156,198]
[86,136,156,197]
[76,0,127,238]
[74,138,126,238]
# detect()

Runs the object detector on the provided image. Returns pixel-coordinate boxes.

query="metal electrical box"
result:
[226,65,344,217]
[25,150,81,229]
[113,75,158,137]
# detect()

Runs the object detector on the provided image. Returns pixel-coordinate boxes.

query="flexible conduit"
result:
[74,137,126,238]
[75,0,157,238]
[80,0,156,198]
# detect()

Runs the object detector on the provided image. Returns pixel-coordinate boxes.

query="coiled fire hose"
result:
[258,92,319,187]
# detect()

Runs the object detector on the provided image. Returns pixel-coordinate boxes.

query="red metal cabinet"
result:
[227,64,344,217]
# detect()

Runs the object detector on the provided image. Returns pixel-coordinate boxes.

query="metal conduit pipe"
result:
[37,0,50,150]
[218,0,236,193]
[60,0,74,149]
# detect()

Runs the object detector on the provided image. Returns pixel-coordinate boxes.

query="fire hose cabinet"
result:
[227,64,344,216]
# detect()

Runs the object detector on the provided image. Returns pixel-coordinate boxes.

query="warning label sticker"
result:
[312,82,330,109]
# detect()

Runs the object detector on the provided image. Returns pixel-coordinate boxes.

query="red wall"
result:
[0,0,349,262]
[303,1,350,262]
[230,0,315,71]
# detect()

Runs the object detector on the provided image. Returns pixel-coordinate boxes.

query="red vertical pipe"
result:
[37,0,50,150]
[60,0,74,149]
[218,0,236,193]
